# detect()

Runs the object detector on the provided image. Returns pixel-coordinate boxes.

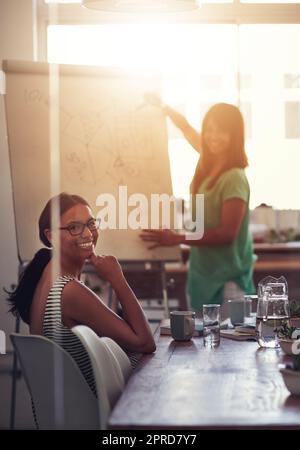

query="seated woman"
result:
[8,193,156,395]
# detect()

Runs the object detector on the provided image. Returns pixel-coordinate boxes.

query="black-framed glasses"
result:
[59,218,101,236]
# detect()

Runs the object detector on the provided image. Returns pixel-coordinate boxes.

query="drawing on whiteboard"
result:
[58,106,160,187]
[22,86,164,188]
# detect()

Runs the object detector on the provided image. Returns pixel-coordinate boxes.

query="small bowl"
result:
[280,368,300,396]
[279,338,296,356]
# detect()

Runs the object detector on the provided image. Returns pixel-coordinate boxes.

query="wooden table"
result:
[109,329,300,429]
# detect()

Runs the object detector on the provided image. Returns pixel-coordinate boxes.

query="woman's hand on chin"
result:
[87,253,125,286]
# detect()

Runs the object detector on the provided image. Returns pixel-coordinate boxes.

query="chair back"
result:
[10,333,99,430]
[101,336,132,383]
[72,325,125,430]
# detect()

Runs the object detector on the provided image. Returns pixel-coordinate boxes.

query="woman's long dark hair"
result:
[7,193,90,324]
[190,103,248,195]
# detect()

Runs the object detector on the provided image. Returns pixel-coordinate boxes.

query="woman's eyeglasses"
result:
[59,218,100,236]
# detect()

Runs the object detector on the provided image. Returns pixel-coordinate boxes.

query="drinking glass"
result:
[203,304,220,348]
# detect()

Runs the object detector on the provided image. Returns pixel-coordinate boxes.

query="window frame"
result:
[37,0,300,60]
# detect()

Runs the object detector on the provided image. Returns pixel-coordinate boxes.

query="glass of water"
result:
[203,304,221,348]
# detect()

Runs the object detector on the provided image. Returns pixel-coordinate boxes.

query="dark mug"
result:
[170,311,195,341]
[228,299,245,326]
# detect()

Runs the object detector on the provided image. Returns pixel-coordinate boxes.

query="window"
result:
[48,24,238,201]
[240,101,252,139]
[285,74,300,89]
[239,25,300,209]
[45,4,300,209]
[285,102,300,138]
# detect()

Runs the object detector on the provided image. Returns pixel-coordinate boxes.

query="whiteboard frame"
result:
[3,59,181,263]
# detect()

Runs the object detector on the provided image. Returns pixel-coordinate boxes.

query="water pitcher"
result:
[255,276,290,348]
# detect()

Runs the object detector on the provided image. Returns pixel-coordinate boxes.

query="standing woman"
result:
[141,100,256,317]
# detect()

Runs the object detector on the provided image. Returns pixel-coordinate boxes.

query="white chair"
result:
[101,336,132,383]
[72,325,126,430]
[10,333,99,430]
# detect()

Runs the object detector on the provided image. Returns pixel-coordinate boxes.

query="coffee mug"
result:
[228,299,245,326]
[170,311,195,341]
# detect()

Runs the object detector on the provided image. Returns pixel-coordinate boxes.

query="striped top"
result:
[43,275,97,396]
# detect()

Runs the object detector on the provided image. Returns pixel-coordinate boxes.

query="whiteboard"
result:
[3,60,180,262]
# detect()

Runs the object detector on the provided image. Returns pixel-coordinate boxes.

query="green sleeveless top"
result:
[187,167,256,311]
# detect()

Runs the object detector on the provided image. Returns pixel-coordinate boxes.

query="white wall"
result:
[0,0,35,347]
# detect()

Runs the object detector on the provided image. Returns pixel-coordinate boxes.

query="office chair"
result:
[10,333,99,430]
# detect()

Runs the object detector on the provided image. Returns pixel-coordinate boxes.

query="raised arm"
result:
[62,254,156,354]
[144,93,202,154]
[163,105,202,154]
